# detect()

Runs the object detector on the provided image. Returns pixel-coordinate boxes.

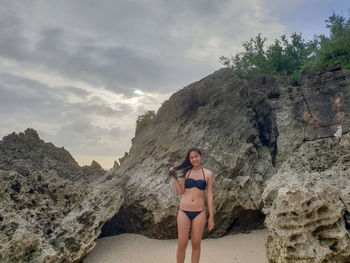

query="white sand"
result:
[84,229,268,263]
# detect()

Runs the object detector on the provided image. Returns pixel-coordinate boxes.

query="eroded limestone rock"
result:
[101,66,350,240]
[101,68,281,239]
[263,133,350,262]
[0,129,124,263]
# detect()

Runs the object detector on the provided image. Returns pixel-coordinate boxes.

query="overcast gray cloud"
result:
[0,0,286,95]
[0,0,347,168]
[0,71,134,164]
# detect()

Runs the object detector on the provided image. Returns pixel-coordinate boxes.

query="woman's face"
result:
[189,151,201,166]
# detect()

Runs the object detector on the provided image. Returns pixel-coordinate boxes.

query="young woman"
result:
[169,147,215,263]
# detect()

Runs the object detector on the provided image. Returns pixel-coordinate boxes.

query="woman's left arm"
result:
[206,171,215,231]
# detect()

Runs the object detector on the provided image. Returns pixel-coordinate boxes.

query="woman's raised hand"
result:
[169,166,176,177]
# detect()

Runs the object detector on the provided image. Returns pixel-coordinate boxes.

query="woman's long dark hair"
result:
[168,147,202,180]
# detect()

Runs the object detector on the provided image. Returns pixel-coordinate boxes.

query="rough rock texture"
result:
[261,66,350,262]
[101,66,350,242]
[262,133,350,262]
[2,64,349,260]
[0,128,124,263]
[81,160,107,181]
[102,68,285,239]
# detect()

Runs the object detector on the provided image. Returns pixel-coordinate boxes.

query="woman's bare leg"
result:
[190,210,206,263]
[177,210,191,263]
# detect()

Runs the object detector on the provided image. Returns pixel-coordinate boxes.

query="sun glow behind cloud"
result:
[1,0,348,169]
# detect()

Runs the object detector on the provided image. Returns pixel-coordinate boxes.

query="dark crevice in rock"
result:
[250,99,279,167]
[243,78,280,167]
[182,99,202,118]
[100,203,177,239]
[223,207,266,235]
[100,204,150,235]
[10,182,21,193]
[267,92,280,99]
[339,198,350,231]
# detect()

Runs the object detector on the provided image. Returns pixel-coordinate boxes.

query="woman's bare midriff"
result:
[179,189,205,211]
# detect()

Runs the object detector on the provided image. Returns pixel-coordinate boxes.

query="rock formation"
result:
[1,63,350,261]
[0,128,124,263]
[102,68,285,239]
[262,66,350,262]
[101,65,350,245]
[263,133,350,262]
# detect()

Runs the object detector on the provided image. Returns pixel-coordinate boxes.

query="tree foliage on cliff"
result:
[304,12,350,72]
[219,11,350,84]
[135,110,156,134]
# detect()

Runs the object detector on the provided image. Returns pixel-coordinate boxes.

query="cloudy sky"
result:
[0,0,348,169]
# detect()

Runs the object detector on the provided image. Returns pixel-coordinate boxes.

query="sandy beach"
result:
[84,229,268,263]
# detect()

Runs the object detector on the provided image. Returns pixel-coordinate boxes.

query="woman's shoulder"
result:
[203,168,214,177]
[184,168,192,177]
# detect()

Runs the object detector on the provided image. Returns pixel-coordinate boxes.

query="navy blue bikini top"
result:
[185,167,206,191]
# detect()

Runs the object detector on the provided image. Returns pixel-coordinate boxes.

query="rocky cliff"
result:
[1,64,350,262]
[261,66,350,262]
[101,67,276,239]
[102,67,350,262]
[100,65,349,242]
[263,133,350,262]
[0,129,124,263]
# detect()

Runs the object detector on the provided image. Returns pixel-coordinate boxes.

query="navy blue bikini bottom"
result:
[179,209,205,221]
